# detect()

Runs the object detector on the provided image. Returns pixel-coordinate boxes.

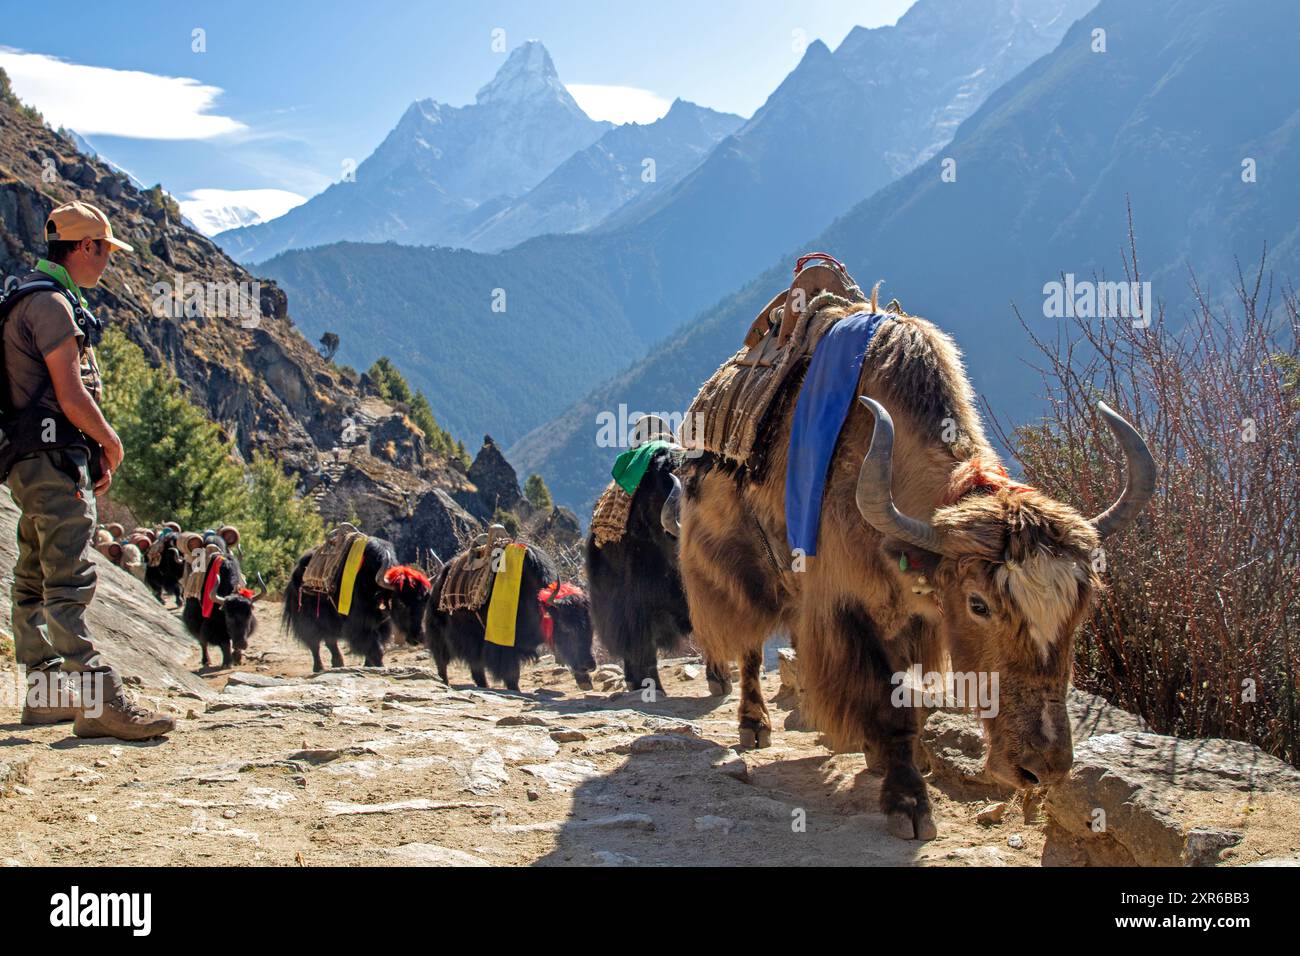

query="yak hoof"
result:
[885,810,938,841]
[707,677,732,697]
[738,722,771,750]
[575,674,594,691]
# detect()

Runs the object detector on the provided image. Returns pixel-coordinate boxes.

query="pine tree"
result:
[524,473,553,511]
[239,453,324,589]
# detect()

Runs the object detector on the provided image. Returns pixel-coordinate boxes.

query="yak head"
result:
[211,575,267,665]
[855,397,1154,791]
[539,583,596,690]
[380,565,432,647]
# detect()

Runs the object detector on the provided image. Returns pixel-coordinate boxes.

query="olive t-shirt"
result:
[3,285,101,413]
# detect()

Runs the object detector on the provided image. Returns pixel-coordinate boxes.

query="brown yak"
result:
[674,304,1154,840]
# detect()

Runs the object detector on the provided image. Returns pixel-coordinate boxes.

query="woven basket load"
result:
[590,480,635,547]
[438,527,512,613]
[302,525,366,596]
[685,289,866,465]
[146,536,168,568]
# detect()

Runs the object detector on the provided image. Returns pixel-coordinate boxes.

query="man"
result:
[2,200,174,739]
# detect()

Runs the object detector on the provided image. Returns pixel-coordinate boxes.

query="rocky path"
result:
[0,620,1056,867]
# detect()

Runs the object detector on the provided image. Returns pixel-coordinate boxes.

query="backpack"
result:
[0,274,101,482]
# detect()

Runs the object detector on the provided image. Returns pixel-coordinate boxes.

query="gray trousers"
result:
[7,446,108,674]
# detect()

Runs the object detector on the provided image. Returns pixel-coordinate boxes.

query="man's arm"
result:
[44,336,124,473]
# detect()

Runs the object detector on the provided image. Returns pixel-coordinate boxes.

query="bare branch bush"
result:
[991,247,1300,765]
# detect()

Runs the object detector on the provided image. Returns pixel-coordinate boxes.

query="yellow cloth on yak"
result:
[484,543,527,647]
[336,535,370,617]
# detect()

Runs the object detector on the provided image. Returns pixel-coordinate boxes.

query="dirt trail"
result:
[0,606,1041,867]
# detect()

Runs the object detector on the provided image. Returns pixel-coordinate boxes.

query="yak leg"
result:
[325,637,345,669]
[470,666,489,688]
[736,650,771,749]
[428,639,450,684]
[705,656,732,696]
[816,605,934,841]
[623,644,662,695]
[309,640,325,673]
[364,644,384,668]
[500,654,521,693]
[199,640,211,669]
[870,691,933,841]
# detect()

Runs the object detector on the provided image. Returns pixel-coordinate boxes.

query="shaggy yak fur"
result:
[181,555,261,670]
[585,447,730,695]
[678,306,1130,841]
[424,543,596,692]
[282,537,430,671]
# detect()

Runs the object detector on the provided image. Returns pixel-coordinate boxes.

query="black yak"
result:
[182,556,266,670]
[282,536,430,671]
[585,445,728,695]
[425,541,595,692]
[144,532,186,606]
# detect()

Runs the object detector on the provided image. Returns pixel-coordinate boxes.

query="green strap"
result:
[611,439,674,496]
[35,259,88,309]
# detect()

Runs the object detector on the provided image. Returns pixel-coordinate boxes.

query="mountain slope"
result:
[511,0,1300,515]
[215,42,609,263]
[262,0,1090,445]
[0,75,490,560]
[463,99,742,252]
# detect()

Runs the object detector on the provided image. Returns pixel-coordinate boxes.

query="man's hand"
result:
[94,468,113,495]
[101,429,124,472]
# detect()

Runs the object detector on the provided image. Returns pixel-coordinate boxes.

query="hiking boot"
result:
[72,671,175,741]
[20,670,79,725]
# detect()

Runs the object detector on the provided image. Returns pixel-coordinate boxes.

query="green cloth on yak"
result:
[611,440,674,496]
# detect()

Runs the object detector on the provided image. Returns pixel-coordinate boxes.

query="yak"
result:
[673,299,1155,841]
[425,540,596,692]
[282,536,430,671]
[182,558,266,670]
[585,445,730,695]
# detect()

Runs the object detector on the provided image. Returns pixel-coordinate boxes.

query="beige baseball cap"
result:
[45,200,134,252]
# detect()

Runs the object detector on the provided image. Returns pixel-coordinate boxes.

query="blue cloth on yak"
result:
[785,311,889,556]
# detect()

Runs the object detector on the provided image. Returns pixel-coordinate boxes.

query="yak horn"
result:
[661,473,682,537]
[854,397,949,555]
[376,564,396,590]
[1089,401,1157,539]
[209,591,228,606]
[251,572,268,603]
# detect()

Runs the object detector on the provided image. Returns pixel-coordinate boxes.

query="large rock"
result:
[1043,732,1300,866]
[921,688,1149,796]
[0,496,211,698]
[468,435,522,514]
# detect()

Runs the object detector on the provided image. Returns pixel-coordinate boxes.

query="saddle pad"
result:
[302,528,366,595]
[785,311,890,556]
[181,550,208,600]
[335,534,370,617]
[590,480,635,548]
[200,555,224,619]
[484,543,527,647]
[438,540,504,613]
[685,289,866,465]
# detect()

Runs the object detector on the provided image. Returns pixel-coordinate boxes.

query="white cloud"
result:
[566,84,672,125]
[178,188,306,236]
[0,49,245,140]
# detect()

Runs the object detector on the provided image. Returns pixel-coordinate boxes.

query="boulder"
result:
[1043,732,1300,866]
[468,435,523,514]
[0,496,211,699]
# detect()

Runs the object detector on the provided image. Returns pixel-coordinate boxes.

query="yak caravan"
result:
[0,0,1295,931]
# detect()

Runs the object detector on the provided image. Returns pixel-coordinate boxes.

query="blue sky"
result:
[1,0,913,225]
